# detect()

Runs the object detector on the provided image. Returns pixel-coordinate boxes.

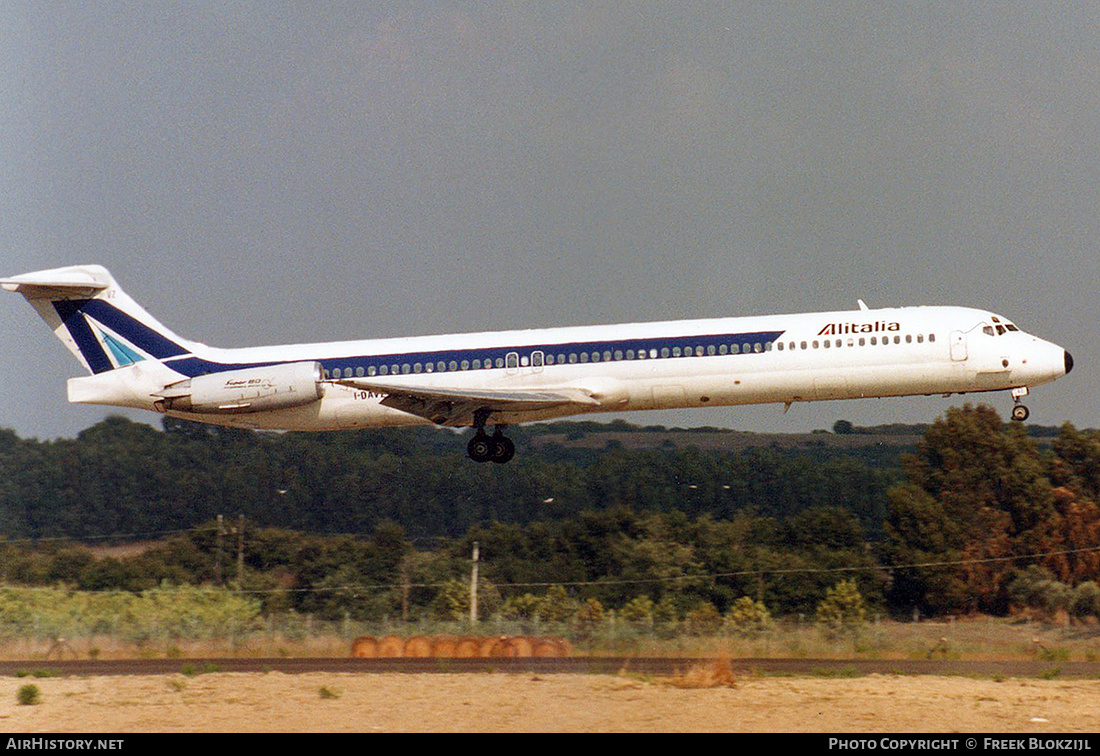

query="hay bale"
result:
[403,635,432,657]
[532,638,563,657]
[431,636,459,657]
[504,635,535,657]
[479,636,510,657]
[454,636,483,657]
[350,636,378,658]
[376,635,405,658]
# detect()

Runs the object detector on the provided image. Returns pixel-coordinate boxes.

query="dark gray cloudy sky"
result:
[2,2,1096,439]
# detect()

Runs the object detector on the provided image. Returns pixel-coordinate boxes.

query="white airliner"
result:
[4,264,1074,463]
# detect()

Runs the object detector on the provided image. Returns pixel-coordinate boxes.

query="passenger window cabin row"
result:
[777,333,936,351]
[323,332,938,380]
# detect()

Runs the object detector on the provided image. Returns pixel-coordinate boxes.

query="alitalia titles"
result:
[818,321,901,337]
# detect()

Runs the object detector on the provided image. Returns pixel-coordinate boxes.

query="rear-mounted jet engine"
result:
[154,361,324,414]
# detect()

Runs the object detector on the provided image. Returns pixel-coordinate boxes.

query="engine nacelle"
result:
[154,361,324,414]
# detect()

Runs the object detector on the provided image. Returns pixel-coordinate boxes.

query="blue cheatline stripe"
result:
[52,300,114,374]
[49,295,788,380]
[166,329,787,379]
[166,357,282,377]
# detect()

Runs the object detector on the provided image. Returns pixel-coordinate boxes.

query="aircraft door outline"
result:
[950,330,968,361]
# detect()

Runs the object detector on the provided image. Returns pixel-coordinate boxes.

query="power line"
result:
[215,544,1100,596]
[0,526,217,544]
[2,526,1096,598]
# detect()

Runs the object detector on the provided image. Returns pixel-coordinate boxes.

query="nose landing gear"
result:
[1010,386,1030,422]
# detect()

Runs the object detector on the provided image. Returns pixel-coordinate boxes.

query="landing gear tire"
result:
[490,435,515,464]
[467,433,494,463]
[467,429,516,464]
[1011,404,1030,422]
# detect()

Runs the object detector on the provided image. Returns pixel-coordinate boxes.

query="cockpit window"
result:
[983,319,1020,336]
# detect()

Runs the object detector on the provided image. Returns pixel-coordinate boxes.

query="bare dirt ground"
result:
[3,671,1099,733]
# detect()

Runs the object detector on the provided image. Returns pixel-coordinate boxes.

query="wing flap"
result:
[334,378,600,426]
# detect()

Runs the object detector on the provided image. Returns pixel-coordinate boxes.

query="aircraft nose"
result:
[1065,350,1074,376]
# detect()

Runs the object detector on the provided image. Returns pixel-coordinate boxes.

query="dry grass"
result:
[84,541,159,560]
[663,657,737,689]
[586,617,1100,662]
[1,617,1097,662]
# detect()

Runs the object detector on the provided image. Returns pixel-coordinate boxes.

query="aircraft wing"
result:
[333,378,601,426]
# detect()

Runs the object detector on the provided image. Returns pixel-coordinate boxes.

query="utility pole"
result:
[215,515,224,585]
[469,541,479,625]
[401,555,411,622]
[236,514,244,587]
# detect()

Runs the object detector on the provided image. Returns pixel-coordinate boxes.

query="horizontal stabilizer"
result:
[2,266,110,297]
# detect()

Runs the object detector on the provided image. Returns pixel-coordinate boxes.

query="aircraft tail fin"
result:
[2,264,196,375]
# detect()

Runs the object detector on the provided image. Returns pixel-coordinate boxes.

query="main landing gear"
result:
[1010,387,1030,422]
[466,409,515,464]
[467,429,515,463]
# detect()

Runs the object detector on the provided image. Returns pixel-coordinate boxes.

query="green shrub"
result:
[620,596,656,628]
[573,598,607,638]
[684,601,723,636]
[726,596,772,636]
[17,684,40,706]
[536,585,575,624]
[815,580,867,637]
[1071,582,1100,620]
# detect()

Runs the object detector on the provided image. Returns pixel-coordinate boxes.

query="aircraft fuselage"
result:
[4,265,1074,462]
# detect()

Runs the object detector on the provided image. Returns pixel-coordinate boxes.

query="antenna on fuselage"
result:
[857,299,869,311]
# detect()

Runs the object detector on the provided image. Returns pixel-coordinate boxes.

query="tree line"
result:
[0,406,1097,622]
[0,415,903,540]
